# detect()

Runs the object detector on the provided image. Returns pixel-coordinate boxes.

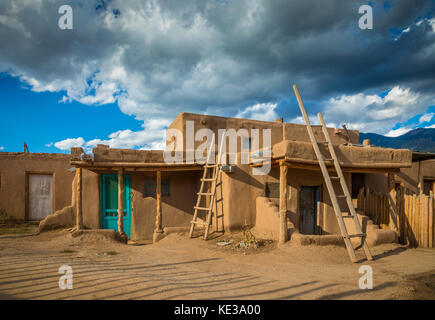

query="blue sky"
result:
[0,74,143,152]
[0,0,434,153]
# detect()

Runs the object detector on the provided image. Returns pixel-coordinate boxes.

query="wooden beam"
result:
[155,170,163,233]
[71,161,203,170]
[75,168,83,230]
[279,161,288,244]
[388,173,399,231]
[251,158,401,173]
[117,169,124,235]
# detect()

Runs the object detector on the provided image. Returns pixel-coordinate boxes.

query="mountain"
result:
[359,128,435,153]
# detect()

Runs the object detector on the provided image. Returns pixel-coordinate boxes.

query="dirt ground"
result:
[0,228,434,300]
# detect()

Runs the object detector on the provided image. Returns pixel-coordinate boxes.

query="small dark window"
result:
[265,182,280,198]
[423,179,434,196]
[351,173,365,198]
[145,177,170,197]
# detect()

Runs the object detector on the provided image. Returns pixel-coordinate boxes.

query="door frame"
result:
[299,185,321,235]
[25,171,55,221]
[99,173,132,237]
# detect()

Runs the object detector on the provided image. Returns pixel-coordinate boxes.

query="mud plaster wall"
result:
[0,152,74,221]
[168,113,358,157]
[219,155,351,235]
[364,160,435,195]
[80,169,200,240]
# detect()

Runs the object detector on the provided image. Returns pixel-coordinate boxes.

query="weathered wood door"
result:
[300,186,320,235]
[28,174,53,220]
[100,174,131,238]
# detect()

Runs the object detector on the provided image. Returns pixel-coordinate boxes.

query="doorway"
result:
[299,186,320,235]
[28,174,53,221]
[100,174,132,238]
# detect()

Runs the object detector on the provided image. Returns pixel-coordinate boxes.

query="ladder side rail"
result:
[293,84,357,262]
[317,113,373,261]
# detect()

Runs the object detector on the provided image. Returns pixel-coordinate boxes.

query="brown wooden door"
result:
[300,186,320,235]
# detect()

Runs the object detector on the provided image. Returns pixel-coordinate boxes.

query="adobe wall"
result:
[71,145,164,162]
[364,160,435,194]
[219,154,350,236]
[0,152,74,221]
[168,112,358,156]
[80,169,200,241]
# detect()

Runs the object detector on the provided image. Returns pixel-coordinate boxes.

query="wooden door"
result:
[300,186,320,235]
[100,174,131,238]
[28,174,53,220]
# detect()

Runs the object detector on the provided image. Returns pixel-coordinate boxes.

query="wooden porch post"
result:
[153,170,164,242]
[388,173,398,231]
[75,167,83,230]
[279,161,288,243]
[117,169,124,235]
[155,170,163,232]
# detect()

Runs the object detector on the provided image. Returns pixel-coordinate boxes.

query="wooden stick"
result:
[117,169,124,235]
[155,170,163,233]
[75,168,83,230]
[429,191,434,248]
[279,161,288,243]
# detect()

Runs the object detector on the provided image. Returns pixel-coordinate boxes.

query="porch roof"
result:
[250,139,413,173]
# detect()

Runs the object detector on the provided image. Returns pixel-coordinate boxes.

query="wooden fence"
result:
[357,186,434,248]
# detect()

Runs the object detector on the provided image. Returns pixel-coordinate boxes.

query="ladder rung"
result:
[330,176,340,179]
[342,215,354,218]
[204,164,218,168]
[324,158,334,161]
[201,178,215,182]
[194,206,210,211]
[344,233,366,239]
[191,221,210,226]
[336,195,346,198]
[197,192,214,196]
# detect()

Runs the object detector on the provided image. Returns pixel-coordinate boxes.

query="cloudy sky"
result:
[0,0,434,152]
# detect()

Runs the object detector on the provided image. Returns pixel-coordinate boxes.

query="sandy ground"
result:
[0,229,434,300]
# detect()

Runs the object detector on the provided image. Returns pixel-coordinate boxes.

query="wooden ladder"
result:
[189,135,225,240]
[293,84,373,263]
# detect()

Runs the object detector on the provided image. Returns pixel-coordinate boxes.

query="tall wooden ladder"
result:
[293,84,373,263]
[189,135,225,240]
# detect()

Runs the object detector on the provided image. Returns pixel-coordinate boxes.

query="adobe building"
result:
[0,152,75,222]
[36,112,431,247]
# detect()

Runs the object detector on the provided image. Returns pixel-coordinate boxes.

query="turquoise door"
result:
[100,174,132,238]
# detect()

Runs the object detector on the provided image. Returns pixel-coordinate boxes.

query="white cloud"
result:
[0,146,4,150]
[45,142,53,147]
[425,124,435,129]
[322,86,429,134]
[236,103,278,122]
[54,137,85,151]
[385,127,412,137]
[54,118,170,152]
[419,112,434,124]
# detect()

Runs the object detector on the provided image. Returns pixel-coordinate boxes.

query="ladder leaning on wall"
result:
[293,84,373,263]
[189,134,225,240]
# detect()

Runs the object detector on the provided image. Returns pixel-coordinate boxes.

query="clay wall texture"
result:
[168,112,359,155]
[0,152,74,221]
[80,168,200,240]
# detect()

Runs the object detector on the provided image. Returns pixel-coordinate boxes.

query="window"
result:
[144,177,170,197]
[423,179,435,196]
[351,173,365,198]
[265,182,280,198]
